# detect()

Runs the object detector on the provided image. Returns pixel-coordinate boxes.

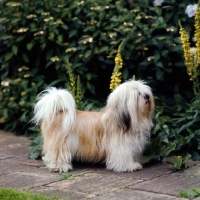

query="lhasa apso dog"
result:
[33,80,155,172]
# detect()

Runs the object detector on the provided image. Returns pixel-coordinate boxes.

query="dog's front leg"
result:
[106,153,142,172]
[105,137,143,172]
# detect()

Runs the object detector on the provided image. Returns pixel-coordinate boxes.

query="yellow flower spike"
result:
[110,39,125,91]
[179,21,193,80]
[66,59,75,97]
[66,60,83,109]
[195,8,200,64]
[179,6,200,97]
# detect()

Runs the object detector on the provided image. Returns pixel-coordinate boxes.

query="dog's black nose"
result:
[144,94,150,100]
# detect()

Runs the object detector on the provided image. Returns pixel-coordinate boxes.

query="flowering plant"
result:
[153,0,164,6]
[179,1,200,97]
[110,40,125,91]
[185,4,198,18]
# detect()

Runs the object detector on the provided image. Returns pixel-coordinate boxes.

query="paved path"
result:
[0,130,200,200]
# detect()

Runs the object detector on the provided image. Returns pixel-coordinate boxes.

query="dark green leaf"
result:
[122,68,128,80]
[162,142,176,158]
[5,52,13,61]
[173,156,182,170]
[84,50,92,59]
[27,42,34,51]
[29,150,41,160]
[191,151,200,161]
[156,69,164,80]
[12,45,18,55]
[151,137,161,155]
[22,53,29,63]
[182,153,191,164]
[142,154,159,163]
[69,30,76,38]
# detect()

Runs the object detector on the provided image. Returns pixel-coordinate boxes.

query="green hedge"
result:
[0,0,197,134]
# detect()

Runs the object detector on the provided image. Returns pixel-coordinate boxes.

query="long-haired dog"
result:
[33,80,155,173]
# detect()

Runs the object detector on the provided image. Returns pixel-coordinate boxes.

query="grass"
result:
[0,187,60,200]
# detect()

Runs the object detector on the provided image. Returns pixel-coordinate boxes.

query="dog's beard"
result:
[34,80,155,172]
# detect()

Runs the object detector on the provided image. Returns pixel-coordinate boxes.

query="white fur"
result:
[33,80,155,173]
[33,87,76,132]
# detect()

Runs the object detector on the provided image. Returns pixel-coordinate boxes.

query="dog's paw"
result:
[127,162,143,172]
[60,163,73,172]
[49,163,73,173]
[107,162,143,172]
[42,156,73,172]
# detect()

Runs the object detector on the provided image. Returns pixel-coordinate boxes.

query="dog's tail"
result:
[32,87,76,132]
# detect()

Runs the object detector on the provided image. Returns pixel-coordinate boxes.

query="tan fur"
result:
[75,111,106,162]
[42,110,106,163]
[33,80,155,172]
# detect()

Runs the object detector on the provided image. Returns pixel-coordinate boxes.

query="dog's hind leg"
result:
[42,134,73,172]
[42,140,72,172]
[41,121,73,173]
[33,87,76,172]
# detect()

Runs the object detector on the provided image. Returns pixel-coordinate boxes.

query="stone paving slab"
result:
[0,154,13,160]
[31,187,186,200]
[0,143,43,166]
[95,163,173,181]
[91,188,185,200]
[47,172,142,198]
[0,130,15,135]
[1,130,200,200]
[0,144,32,156]
[0,130,29,147]
[129,173,200,196]
[5,155,43,167]
[181,163,200,178]
[0,167,62,189]
[0,160,34,176]
[31,186,87,200]
[0,135,29,148]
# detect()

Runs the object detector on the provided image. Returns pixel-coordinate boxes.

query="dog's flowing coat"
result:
[33,80,155,172]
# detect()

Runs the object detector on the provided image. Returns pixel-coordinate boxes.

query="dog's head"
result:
[105,80,155,133]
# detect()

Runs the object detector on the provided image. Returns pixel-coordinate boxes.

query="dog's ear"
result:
[121,110,131,132]
[114,105,131,133]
